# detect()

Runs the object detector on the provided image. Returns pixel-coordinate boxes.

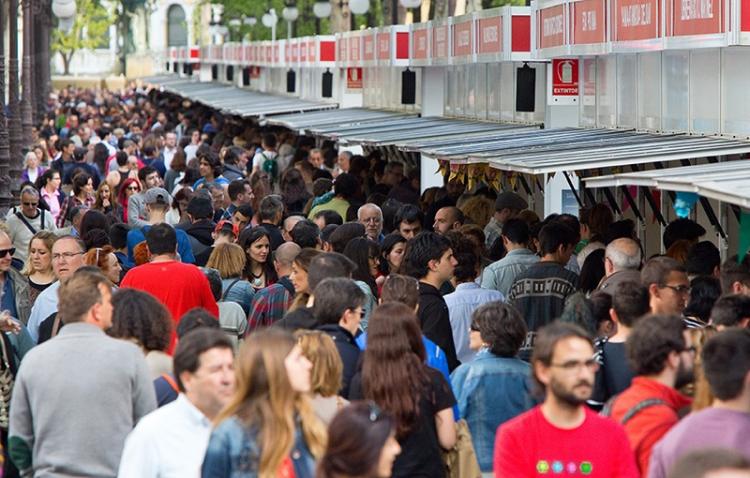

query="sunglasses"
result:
[0,248,16,258]
[126,186,139,191]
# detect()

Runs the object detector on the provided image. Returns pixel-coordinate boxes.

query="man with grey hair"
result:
[335,150,352,177]
[282,215,305,243]
[308,148,324,170]
[598,238,643,293]
[6,186,57,264]
[259,195,285,250]
[358,203,384,243]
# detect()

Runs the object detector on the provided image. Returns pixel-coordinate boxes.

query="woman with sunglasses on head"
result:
[21,231,57,307]
[317,401,402,478]
[349,302,456,478]
[83,245,123,286]
[117,178,141,223]
[450,301,534,475]
[202,328,326,478]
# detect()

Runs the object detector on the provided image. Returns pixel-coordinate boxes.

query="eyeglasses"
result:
[367,401,382,422]
[22,202,38,207]
[126,186,139,191]
[52,251,83,261]
[549,358,600,373]
[0,248,16,258]
[660,284,691,295]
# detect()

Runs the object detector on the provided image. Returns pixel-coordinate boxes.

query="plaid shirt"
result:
[247,276,295,333]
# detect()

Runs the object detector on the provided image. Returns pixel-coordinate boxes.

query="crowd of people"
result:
[0,84,746,478]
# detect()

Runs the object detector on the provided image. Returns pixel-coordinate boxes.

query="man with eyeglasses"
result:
[357,204,384,243]
[0,231,32,326]
[641,257,693,326]
[494,321,638,477]
[26,235,86,343]
[603,315,694,476]
[6,186,57,265]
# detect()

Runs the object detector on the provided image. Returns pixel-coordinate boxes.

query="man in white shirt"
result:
[161,132,178,171]
[118,328,235,478]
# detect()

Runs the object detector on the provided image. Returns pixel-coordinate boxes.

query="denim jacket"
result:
[202,416,316,478]
[450,349,535,471]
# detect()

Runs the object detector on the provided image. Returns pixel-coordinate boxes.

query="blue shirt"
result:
[193,176,229,190]
[126,225,196,264]
[450,349,535,471]
[444,282,504,364]
[2,274,18,320]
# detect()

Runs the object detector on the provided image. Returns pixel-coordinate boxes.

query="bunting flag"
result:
[448,163,466,183]
[740,210,750,263]
[484,167,502,191]
[435,159,449,177]
[673,192,699,218]
[467,164,485,191]
[508,172,518,191]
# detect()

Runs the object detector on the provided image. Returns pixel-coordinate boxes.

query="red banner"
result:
[349,36,361,62]
[552,58,579,96]
[614,0,660,40]
[572,0,606,44]
[539,5,565,48]
[432,24,449,58]
[478,16,503,54]
[363,33,376,61]
[337,36,348,62]
[377,32,391,60]
[672,0,723,35]
[452,19,473,57]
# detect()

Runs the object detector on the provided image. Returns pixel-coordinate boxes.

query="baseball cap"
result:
[494,191,528,212]
[144,187,171,205]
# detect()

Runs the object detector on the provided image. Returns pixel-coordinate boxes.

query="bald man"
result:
[247,242,302,330]
[282,215,305,243]
[598,238,643,293]
[433,206,465,235]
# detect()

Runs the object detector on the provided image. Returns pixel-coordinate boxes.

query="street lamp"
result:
[313,2,331,34]
[52,0,77,33]
[262,9,278,42]
[282,6,299,40]
[243,16,257,41]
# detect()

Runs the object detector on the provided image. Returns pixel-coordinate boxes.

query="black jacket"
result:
[418,282,460,372]
[318,323,360,399]
[275,307,317,331]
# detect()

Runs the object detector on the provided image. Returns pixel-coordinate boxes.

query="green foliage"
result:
[211,0,338,40]
[51,0,113,75]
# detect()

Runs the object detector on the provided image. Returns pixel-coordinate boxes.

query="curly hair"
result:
[471,301,527,357]
[108,288,173,352]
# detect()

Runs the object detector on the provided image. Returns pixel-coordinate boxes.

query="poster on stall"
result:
[347,68,363,89]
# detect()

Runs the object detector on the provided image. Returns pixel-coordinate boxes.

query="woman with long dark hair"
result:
[289,248,322,312]
[343,237,380,299]
[280,167,312,214]
[378,233,407,278]
[202,328,327,478]
[317,401,402,478]
[57,172,95,228]
[350,302,456,478]
[238,226,278,291]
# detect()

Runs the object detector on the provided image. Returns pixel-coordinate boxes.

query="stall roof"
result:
[265,108,415,133]
[583,161,750,208]
[308,117,537,147]
[419,128,750,175]
[143,75,336,118]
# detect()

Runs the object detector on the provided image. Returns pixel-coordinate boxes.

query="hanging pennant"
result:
[466,164,484,191]
[484,167,501,191]
[508,172,518,191]
[739,210,750,263]
[448,163,466,183]
[435,159,449,177]
[673,192,699,219]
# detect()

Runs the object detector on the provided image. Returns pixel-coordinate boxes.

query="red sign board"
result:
[478,16,503,54]
[300,40,308,62]
[552,58,579,96]
[349,36,361,62]
[347,67,363,89]
[452,19,473,57]
[413,29,429,59]
[671,0,723,35]
[432,24,449,58]
[377,32,391,60]
[337,37,348,62]
[363,33,376,61]
[572,0,606,44]
[614,0,660,41]
[320,40,335,62]
[539,5,565,48]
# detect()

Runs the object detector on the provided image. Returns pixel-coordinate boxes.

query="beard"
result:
[674,357,695,390]
[549,376,593,407]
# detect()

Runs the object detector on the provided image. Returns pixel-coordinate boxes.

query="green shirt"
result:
[308,197,351,222]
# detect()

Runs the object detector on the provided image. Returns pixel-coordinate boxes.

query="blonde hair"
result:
[21,230,57,276]
[295,331,343,397]
[206,243,246,279]
[216,329,326,477]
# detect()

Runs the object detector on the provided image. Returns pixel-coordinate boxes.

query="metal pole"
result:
[0,1,13,213]
[21,0,34,144]
[8,0,23,194]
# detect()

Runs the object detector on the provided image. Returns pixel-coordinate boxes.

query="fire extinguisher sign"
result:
[552,58,580,96]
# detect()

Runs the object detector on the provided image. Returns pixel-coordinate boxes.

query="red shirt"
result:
[494,406,638,478]
[609,377,692,475]
[121,260,219,353]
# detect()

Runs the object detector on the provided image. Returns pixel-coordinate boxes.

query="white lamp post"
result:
[51,0,77,33]
[349,0,369,15]
[313,2,332,18]
[262,9,278,42]
[282,6,299,40]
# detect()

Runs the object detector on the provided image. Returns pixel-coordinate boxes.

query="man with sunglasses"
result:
[494,321,638,477]
[6,186,57,265]
[604,315,694,476]
[0,231,32,325]
[641,257,693,325]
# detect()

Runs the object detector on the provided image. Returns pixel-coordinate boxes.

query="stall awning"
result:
[309,116,538,147]
[583,161,750,208]
[143,75,336,118]
[418,128,750,175]
[265,108,415,134]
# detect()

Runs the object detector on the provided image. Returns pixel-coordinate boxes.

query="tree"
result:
[51,0,113,75]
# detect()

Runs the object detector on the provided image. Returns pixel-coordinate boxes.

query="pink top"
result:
[41,187,61,222]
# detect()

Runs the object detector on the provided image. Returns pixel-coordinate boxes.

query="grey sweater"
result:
[9,322,156,477]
